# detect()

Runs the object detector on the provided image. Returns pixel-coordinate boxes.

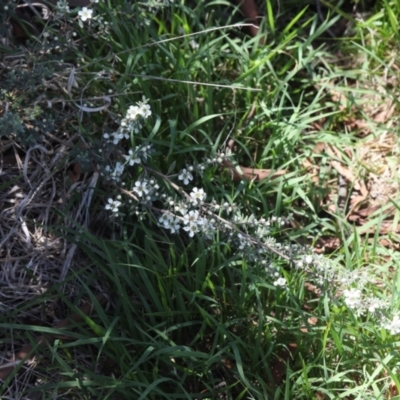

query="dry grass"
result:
[0,134,108,396]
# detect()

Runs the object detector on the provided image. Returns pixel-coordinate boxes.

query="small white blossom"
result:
[169,218,181,234]
[183,210,200,225]
[105,198,121,214]
[124,149,141,166]
[343,288,362,309]
[78,7,93,21]
[202,218,215,234]
[133,180,149,197]
[132,120,143,134]
[126,105,141,121]
[137,99,151,119]
[304,255,313,265]
[175,203,188,215]
[367,297,386,314]
[273,277,287,287]
[190,187,206,204]
[112,162,124,180]
[125,98,151,122]
[178,169,193,185]
[198,216,208,226]
[112,131,125,144]
[183,223,198,237]
[104,162,124,181]
[159,213,170,226]
[56,0,70,14]
[384,315,400,335]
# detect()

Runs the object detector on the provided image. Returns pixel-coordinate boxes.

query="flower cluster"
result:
[103,97,151,147]
[273,277,287,287]
[100,100,152,183]
[182,209,209,237]
[343,288,362,309]
[124,144,152,166]
[159,213,181,234]
[190,187,206,204]
[175,151,231,187]
[157,187,210,236]
[101,99,400,338]
[133,178,160,203]
[103,162,124,182]
[384,315,400,335]
[56,0,70,15]
[105,196,122,215]
[121,97,152,135]
[292,252,394,324]
[341,287,389,317]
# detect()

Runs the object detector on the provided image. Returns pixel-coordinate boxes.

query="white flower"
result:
[125,99,151,121]
[137,102,151,119]
[112,131,124,145]
[175,203,188,216]
[384,315,400,335]
[190,187,206,204]
[368,301,380,314]
[159,213,172,227]
[124,149,141,166]
[273,277,287,287]
[178,169,193,185]
[105,198,121,214]
[183,210,200,225]
[78,7,93,21]
[133,180,149,197]
[304,255,313,265]
[343,288,362,309]
[202,218,215,234]
[183,223,198,237]
[105,162,124,181]
[90,0,99,2]
[367,297,385,314]
[132,120,142,134]
[115,162,124,173]
[56,1,70,13]
[169,218,181,234]
[111,162,124,181]
[198,216,207,226]
[126,105,141,121]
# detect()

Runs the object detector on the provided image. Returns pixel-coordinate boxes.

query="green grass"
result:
[1,0,400,398]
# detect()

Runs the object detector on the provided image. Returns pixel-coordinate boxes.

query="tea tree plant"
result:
[1,0,400,398]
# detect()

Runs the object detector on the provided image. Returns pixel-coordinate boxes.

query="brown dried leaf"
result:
[67,161,82,183]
